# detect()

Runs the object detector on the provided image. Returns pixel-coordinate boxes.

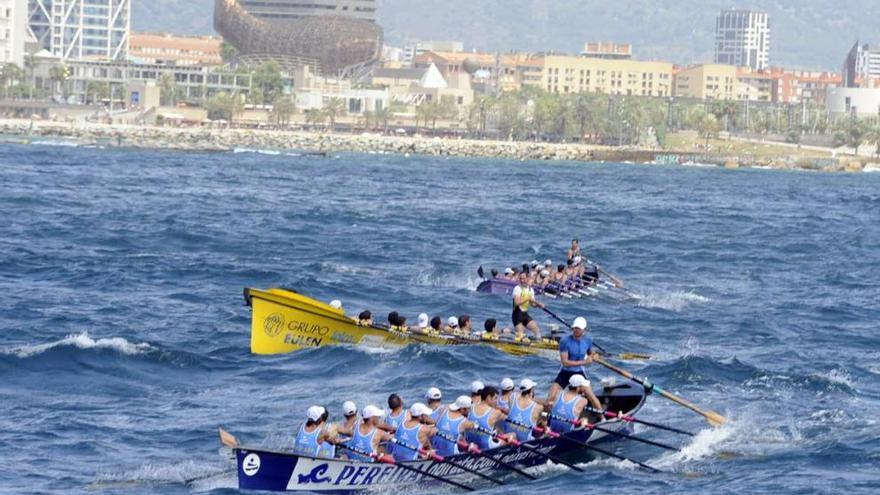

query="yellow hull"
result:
[245,288,558,358]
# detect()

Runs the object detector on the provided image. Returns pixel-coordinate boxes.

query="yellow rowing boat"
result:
[244,288,559,357]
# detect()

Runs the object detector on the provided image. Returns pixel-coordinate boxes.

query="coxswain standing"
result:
[293,406,338,458]
[391,403,438,461]
[547,317,602,407]
[567,239,582,262]
[512,271,545,340]
[346,405,393,461]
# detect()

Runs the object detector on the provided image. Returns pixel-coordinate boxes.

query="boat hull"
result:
[235,384,646,492]
[246,288,558,357]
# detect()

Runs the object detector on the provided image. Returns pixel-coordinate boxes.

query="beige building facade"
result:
[526,55,674,97]
[674,64,738,100]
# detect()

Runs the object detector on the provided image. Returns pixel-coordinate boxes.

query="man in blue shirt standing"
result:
[547,317,603,409]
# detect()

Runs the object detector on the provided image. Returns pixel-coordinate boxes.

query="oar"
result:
[593,356,727,427]
[501,418,584,472]
[583,407,695,436]
[335,442,475,492]
[589,261,624,288]
[389,438,504,486]
[477,266,486,280]
[545,414,680,452]
[462,428,537,480]
[219,428,238,448]
[534,426,662,473]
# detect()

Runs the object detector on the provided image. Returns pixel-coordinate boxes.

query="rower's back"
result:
[507,396,537,442]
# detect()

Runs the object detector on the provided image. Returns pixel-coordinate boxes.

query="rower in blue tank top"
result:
[425,387,446,423]
[550,375,594,433]
[346,405,393,462]
[392,403,437,462]
[293,405,338,457]
[465,386,512,450]
[384,394,407,432]
[497,378,515,414]
[432,396,476,457]
[506,379,541,442]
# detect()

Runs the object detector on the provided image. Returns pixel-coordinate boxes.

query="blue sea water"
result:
[1,142,879,495]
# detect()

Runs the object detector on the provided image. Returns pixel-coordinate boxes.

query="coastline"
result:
[1,119,877,173]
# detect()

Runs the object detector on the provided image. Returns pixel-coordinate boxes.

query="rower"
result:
[357,310,373,327]
[465,386,513,450]
[483,318,500,338]
[346,405,393,462]
[329,300,343,310]
[458,315,473,336]
[416,313,430,333]
[445,316,459,334]
[425,387,445,422]
[429,316,442,335]
[567,239,581,262]
[512,271,545,340]
[386,311,399,330]
[336,400,359,437]
[293,406,338,458]
[391,403,438,462]
[431,396,476,456]
[503,267,516,281]
[490,268,499,279]
[549,374,600,433]
[385,394,407,432]
[497,378,515,414]
[470,380,484,406]
[396,315,409,332]
[548,316,600,406]
[506,379,541,442]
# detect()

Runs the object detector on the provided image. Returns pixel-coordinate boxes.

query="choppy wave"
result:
[233,147,281,156]
[319,261,385,277]
[2,332,153,359]
[92,460,234,488]
[635,290,711,311]
[30,139,80,147]
[411,269,480,290]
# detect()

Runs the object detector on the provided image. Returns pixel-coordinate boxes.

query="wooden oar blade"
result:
[705,411,727,427]
[617,352,652,361]
[219,428,239,448]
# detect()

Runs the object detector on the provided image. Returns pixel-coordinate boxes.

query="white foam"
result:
[654,422,736,469]
[31,139,79,147]
[319,262,384,277]
[92,461,233,488]
[2,332,153,358]
[818,369,855,389]
[412,270,480,290]
[635,290,710,312]
[233,147,281,155]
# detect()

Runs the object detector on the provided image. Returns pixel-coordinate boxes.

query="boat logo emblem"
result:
[242,453,261,476]
[264,313,285,337]
[297,463,331,484]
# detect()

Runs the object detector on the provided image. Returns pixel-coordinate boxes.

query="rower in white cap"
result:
[431,396,477,456]
[505,378,542,442]
[470,380,484,406]
[336,400,359,437]
[345,405,393,461]
[293,405,338,458]
[548,316,599,405]
[444,316,459,334]
[497,377,515,414]
[416,313,430,333]
[425,387,445,422]
[549,374,602,433]
[391,403,438,462]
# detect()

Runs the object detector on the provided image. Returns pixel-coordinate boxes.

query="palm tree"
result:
[868,122,880,158]
[373,106,390,133]
[305,108,327,130]
[323,97,344,129]
[159,73,178,106]
[272,97,296,127]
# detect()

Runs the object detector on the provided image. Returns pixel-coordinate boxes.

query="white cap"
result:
[409,402,432,417]
[519,378,537,391]
[417,313,429,328]
[504,267,514,275]
[447,316,458,328]
[425,387,442,401]
[500,378,515,391]
[569,375,590,388]
[307,405,326,422]
[329,300,342,309]
[470,380,485,394]
[342,400,357,416]
[572,317,588,330]
[530,260,539,267]
[544,259,552,266]
[573,256,582,265]
[449,395,472,411]
[541,269,549,277]
[362,405,385,419]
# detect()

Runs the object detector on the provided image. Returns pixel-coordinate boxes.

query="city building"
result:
[736,68,773,102]
[843,42,880,87]
[531,55,674,97]
[402,40,463,66]
[214,0,383,78]
[675,64,737,100]
[129,33,223,67]
[27,0,131,61]
[714,9,770,70]
[412,50,537,93]
[772,69,841,105]
[826,87,880,118]
[580,42,632,60]
[0,0,27,66]
[372,62,473,109]
[237,0,376,22]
